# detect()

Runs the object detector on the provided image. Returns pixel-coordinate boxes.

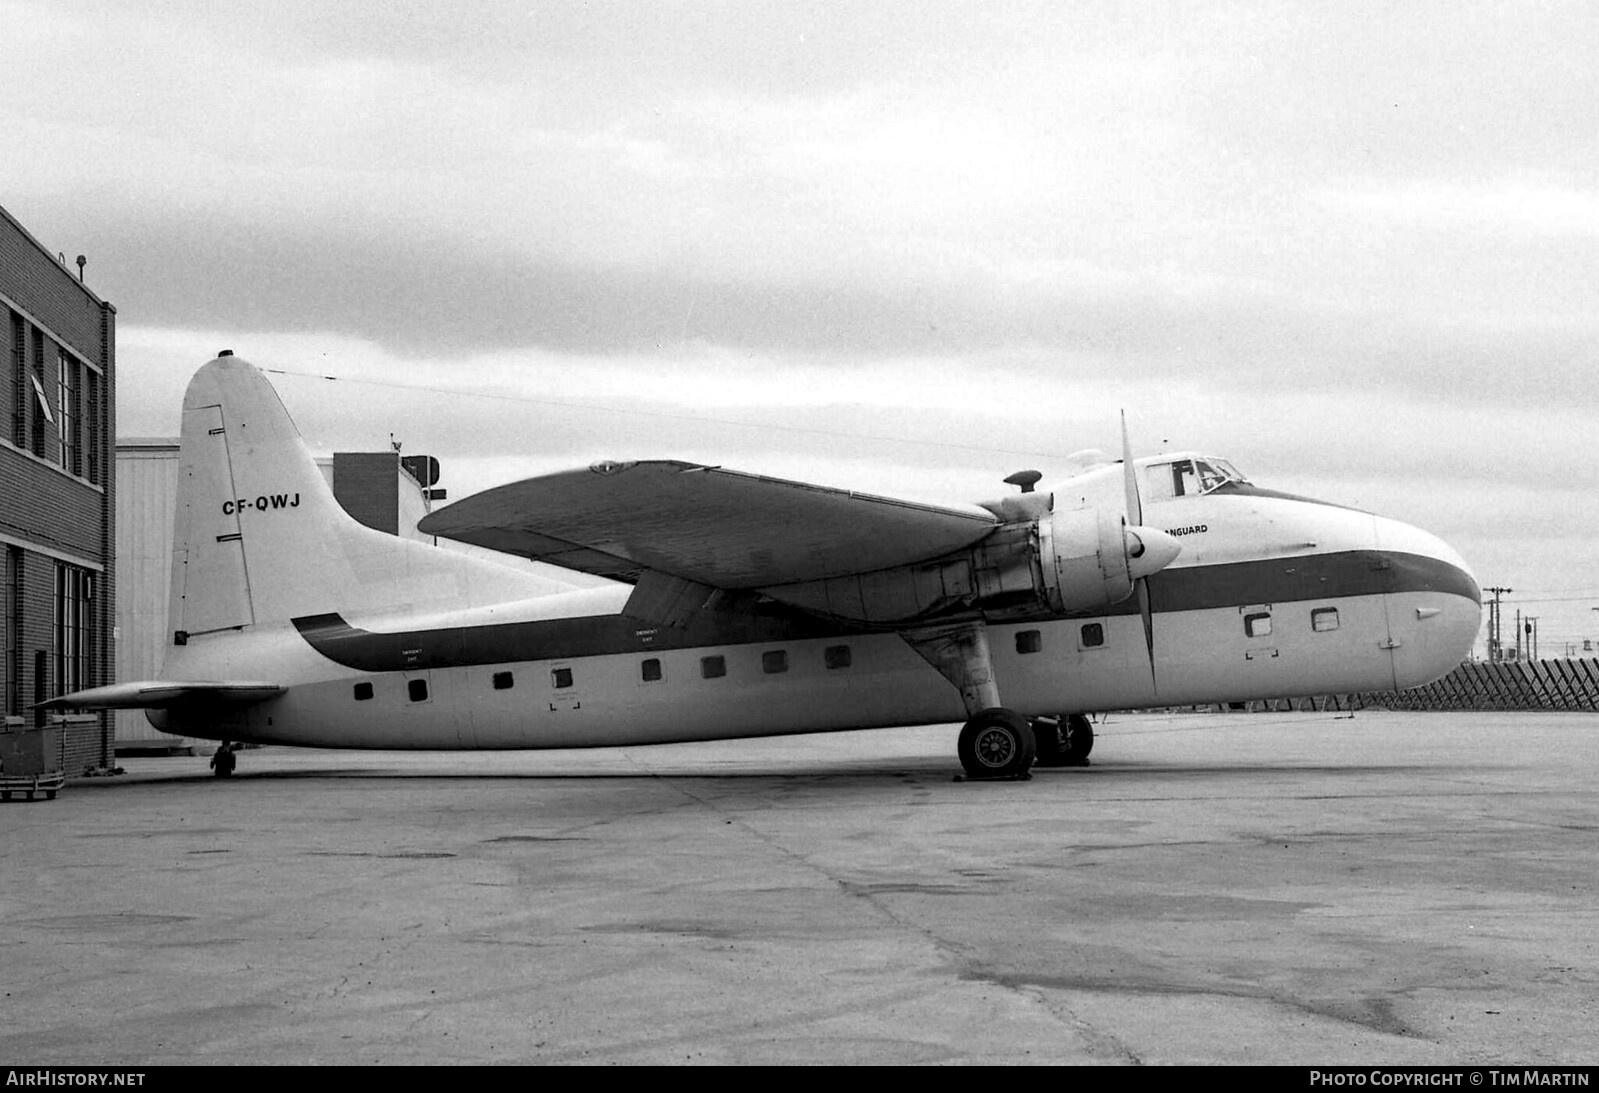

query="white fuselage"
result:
[155,485,1481,749]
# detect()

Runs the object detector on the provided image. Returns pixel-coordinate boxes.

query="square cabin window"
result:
[824,644,852,670]
[1244,612,1273,639]
[641,658,663,682]
[1311,607,1340,633]
[701,655,726,679]
[1080,623,1105,649]
[407,678,429,702]
[551,667,574,689]
[492,671,514,690]
[353,682,374,702]
[762,649,788,674]
[1015,630,1042,655]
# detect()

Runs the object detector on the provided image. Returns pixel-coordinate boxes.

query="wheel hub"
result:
[975,726,1017,767]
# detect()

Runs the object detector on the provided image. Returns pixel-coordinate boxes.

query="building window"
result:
[84,369,101,485]
[9,311,24,447]
[57,352,79,475]
[824,644,852,670]
[407,678,429,702]
[641,658,662,682]
[1311,607,1339,633]
[701,655,726,679]
[761,649,788,674]
[551,667,573,689]
[353,682,374,701]
[53,564,93,697]
[5,547,22,715]
[29,329,49,457]
[493,671,514,690]
[1015,629,1042,654]
[1080,622,1105,649]
[1244,612,1273,638]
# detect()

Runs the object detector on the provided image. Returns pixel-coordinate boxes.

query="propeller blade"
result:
[1121,411,1158,692]
[1136,572,1156,685]
[1121,410,1141,527]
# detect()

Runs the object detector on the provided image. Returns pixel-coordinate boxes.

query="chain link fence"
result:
[1163,659,1599,714]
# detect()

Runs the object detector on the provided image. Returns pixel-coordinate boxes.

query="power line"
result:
[1504,595,1599,604]
[261,366,1078,463]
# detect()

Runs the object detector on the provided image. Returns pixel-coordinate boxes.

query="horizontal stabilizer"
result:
[35,681,284,711]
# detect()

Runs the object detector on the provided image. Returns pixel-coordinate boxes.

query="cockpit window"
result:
[1206,458,1248,486]
[1144,457,1248,500]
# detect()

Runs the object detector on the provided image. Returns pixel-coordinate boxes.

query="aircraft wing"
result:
[418,460,999,587]
[35,681,285,710]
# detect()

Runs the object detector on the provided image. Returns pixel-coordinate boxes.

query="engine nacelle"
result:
[1037,507,1137,614]
[760,508,1181,626]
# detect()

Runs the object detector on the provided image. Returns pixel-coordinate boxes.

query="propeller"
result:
[1122,412,1159,691]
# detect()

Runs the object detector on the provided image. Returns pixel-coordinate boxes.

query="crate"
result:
[0,724,62,778]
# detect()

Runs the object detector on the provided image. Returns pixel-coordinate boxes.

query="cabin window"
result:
[492,671,514,690]
[1080,623,1105,649]
[407,679,429,702]
[762,650,788,674]
[641,658,662,682]
[1244,612,1273,638]
[701,655,726,679]
[1311,607,1339,633]
[551,667,573,689]
[353,682,373,701]
[824,644,852,670]
[1015,630,1042,654]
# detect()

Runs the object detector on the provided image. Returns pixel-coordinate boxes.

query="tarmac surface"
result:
[1,709,1595,1066]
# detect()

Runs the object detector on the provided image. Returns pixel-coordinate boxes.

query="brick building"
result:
[1,202,116,774]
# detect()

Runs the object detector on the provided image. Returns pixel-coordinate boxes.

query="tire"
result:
[1062,713,1094,765]
[958,708,1037,779]
[1032,717,1069,767]
[1034,713,1094,767]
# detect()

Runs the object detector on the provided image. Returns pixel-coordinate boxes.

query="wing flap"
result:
[36,681,284,710]
[419,461,998,588]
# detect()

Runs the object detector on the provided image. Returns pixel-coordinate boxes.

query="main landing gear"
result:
[902,622,1091,780]
[1032,713,1093,768]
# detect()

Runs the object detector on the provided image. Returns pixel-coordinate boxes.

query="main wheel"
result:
[1062,713,1094,765]
[1034,713,1094,766]
[958,708,1036,779]
[1032,717,1068,766]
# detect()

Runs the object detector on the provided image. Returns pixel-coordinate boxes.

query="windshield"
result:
[1145,457,1249,500]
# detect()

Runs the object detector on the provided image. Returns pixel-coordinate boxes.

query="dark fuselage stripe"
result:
[292,550,1478,674]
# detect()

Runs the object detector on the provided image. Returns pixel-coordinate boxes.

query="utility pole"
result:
[1527,616,1539,662]
[1483,587,1513,661]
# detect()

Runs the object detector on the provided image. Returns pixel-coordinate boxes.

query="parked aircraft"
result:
[50,354,1481,778]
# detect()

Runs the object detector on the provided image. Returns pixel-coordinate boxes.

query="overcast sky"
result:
[5,1,1597,654]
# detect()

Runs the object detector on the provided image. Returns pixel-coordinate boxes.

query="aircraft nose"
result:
[1374,515,1481,687]
[1125,525,1182,581]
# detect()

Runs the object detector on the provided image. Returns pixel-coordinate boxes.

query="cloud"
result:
[11,0,1599,645]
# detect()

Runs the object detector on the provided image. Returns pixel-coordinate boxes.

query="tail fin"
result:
[168,355,560,642]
